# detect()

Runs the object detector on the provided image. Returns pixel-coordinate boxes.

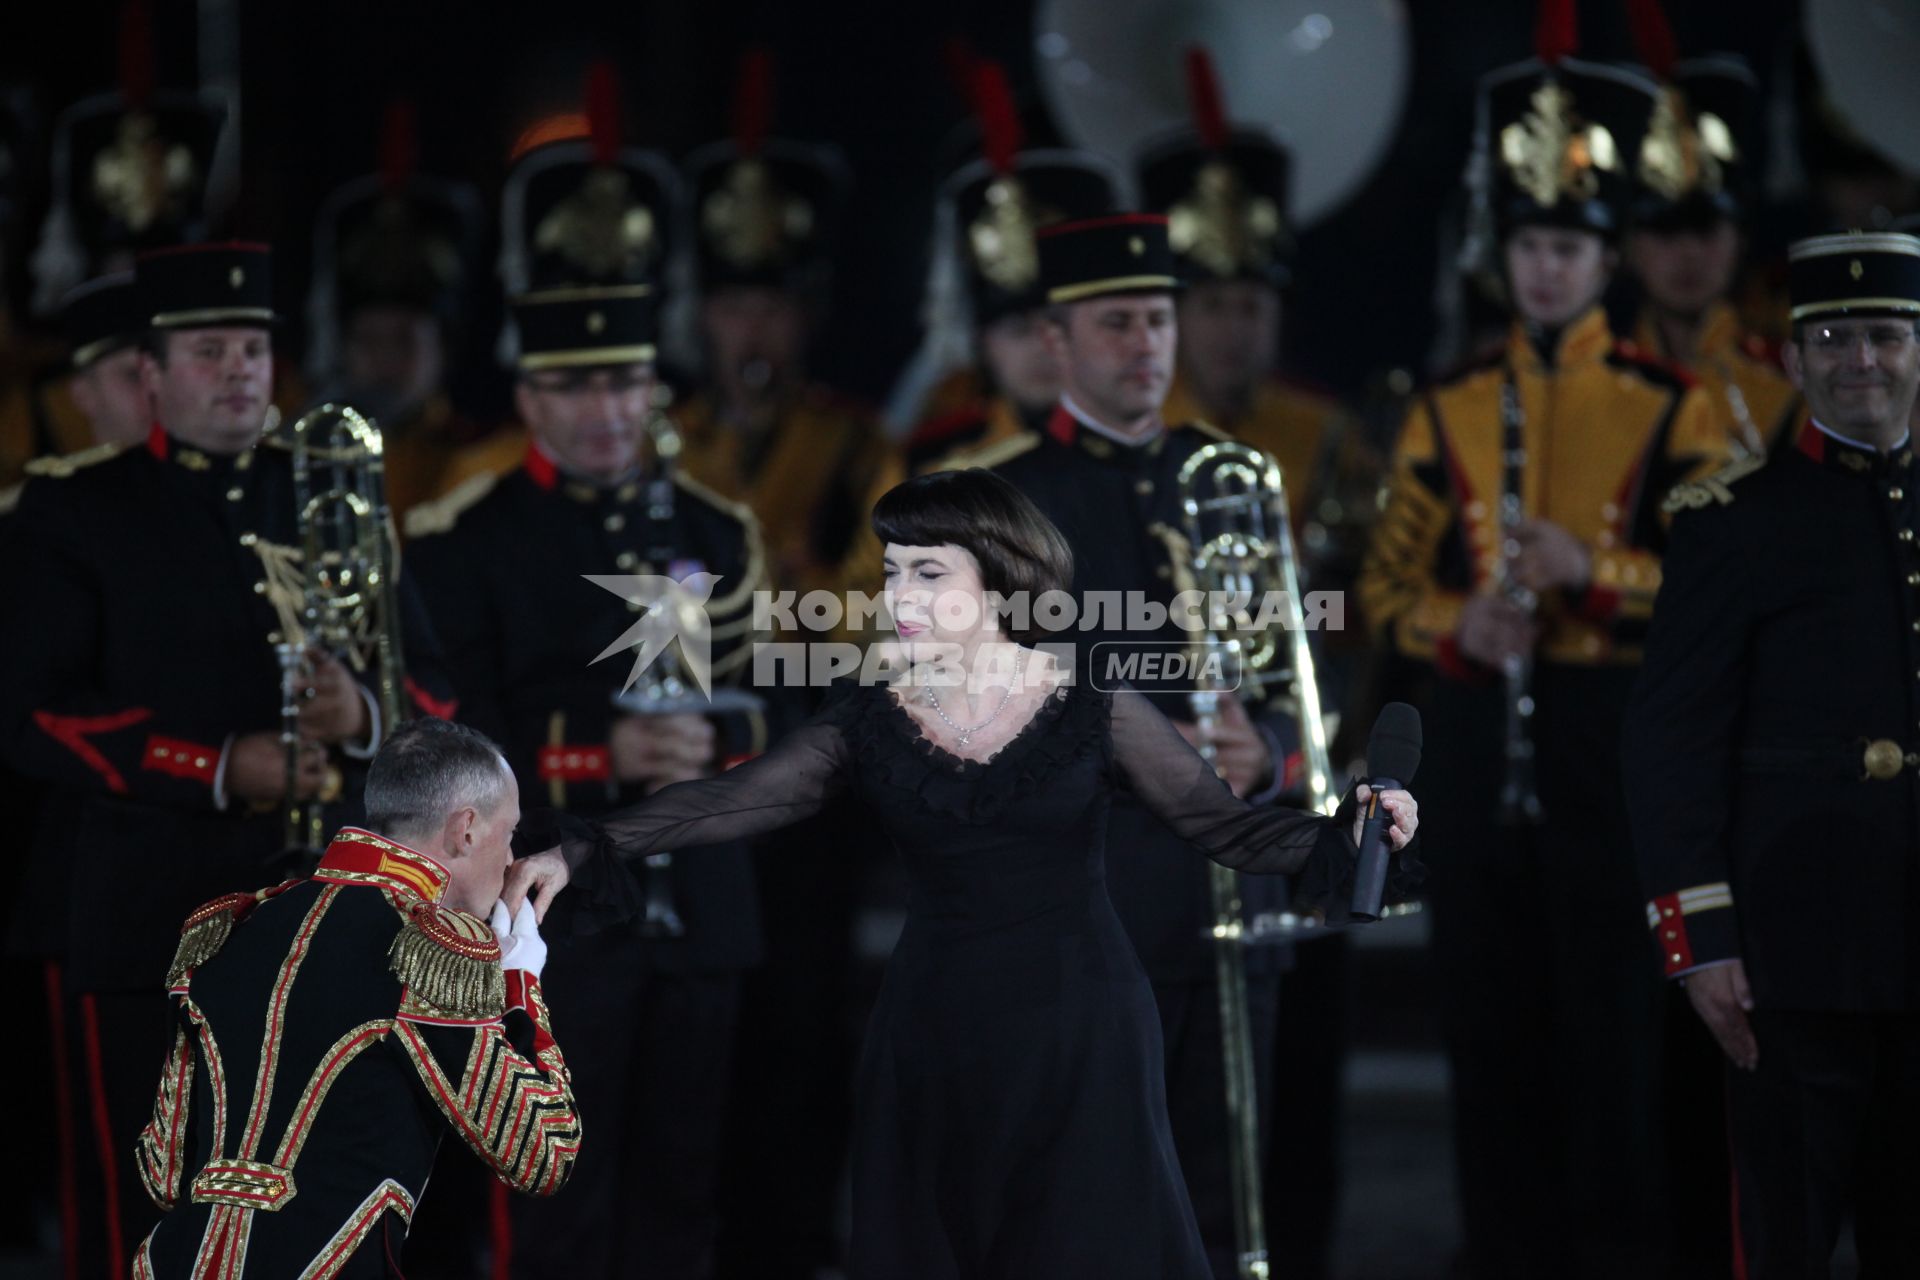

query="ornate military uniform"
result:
[674,64,885,601]
[0,244,454,1275]
[1625,232,1920,1276]
[5,43,227,491]
[1357,51,1723,1278]
[847,68,1121,629]
[406,285,766,1279]
[304,105,495,521]
[1624,52,1799,460]
[133,828,578,1276]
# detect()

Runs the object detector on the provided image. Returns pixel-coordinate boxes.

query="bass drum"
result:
[1804,0,1920,176]
[1034,0,1411,226]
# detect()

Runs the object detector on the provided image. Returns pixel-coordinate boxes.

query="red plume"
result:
[117,0,156,108]
[1625,0,1677,79]
[1183,46,1230,151]
[378,99,418,191]
[971,61,1023,175]
[733,46,775,157]
[586,60,621,166]
[1535,0,1578,65]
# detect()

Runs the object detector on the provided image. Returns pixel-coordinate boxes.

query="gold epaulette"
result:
[389,901,505,1020]
[1180,418,1233,443]
[0,482,19,515]
[403,471,500,540]
[930,430,1040,474]
[1663,453,1766,513]
[23,442,131,480]
[166,891,260,988]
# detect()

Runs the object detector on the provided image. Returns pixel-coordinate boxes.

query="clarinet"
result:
[1496,373,1544,825]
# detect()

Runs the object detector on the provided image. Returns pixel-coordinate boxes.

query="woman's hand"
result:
[1351,785,1417,849]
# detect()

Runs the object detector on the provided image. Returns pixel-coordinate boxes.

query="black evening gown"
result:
[573,680,1369,1279]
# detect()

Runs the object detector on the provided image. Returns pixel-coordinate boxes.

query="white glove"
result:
[488,898,548,980]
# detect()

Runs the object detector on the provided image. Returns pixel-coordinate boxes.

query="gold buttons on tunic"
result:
[605,514,626,533]
[1864,739,1905,780]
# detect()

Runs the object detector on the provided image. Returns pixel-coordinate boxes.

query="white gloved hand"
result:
[488,898,549,980]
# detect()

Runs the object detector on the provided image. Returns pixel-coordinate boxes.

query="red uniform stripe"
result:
[78,995,126,1278]
[44,964,78,1280]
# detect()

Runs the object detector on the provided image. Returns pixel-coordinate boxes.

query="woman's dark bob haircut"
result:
[872,469,1075,643]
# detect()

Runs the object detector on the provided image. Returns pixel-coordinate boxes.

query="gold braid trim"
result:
[1663,453,1764,512]
[388,903,505,1020]
[23,441,132,478]
[166,892,259,988]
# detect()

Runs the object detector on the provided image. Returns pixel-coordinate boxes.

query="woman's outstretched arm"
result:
[1108,687,1416,899]
[590,716,853,860]
[505,712,855,921]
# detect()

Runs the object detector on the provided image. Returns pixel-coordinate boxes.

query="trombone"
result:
[260,404,408,855]
[1154,440,1336,1280]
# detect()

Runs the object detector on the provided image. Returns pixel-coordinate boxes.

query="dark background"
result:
[0,0,1845,419]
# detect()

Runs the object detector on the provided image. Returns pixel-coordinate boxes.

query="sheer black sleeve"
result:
[1109,685,1352,876]
[559,716,853,871]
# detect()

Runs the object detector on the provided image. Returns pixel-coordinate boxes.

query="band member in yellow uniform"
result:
[304,101,494,522]
[1358,47,1722,1279]
[1621,38,1798,459]
[1142,47,1378,590]
[845,58,1123,631]
[673,52,885,600]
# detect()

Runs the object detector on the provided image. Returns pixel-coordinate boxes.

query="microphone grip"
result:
[1348,776,1400,923]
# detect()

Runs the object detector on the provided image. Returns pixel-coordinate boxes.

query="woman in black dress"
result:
[547,469,1416,1278]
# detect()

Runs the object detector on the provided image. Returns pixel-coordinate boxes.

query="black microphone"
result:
[1349,702,1422,923]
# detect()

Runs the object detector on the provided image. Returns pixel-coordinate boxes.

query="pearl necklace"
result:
[925,648,1027,747]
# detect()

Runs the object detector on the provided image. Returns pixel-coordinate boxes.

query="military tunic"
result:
[134,830,578,1276]
[0,425,455,1269]
[1625,419,1920,1274]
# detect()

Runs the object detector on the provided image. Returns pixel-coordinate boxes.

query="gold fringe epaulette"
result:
[389,901,505,1020]
[166,892,260,988]
[0,482,19,515]
[23,442,131,479]
[403,471,500,540]
[1663,453,1765,513]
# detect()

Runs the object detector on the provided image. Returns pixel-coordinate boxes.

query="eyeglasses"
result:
[1806,324,1919,355]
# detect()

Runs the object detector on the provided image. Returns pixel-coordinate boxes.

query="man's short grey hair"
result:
[364,718,510,846]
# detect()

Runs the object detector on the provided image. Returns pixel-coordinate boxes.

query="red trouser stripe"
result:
[44,964,79,1280]
[79,994,127,1278]
[490,1180,512,1280]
